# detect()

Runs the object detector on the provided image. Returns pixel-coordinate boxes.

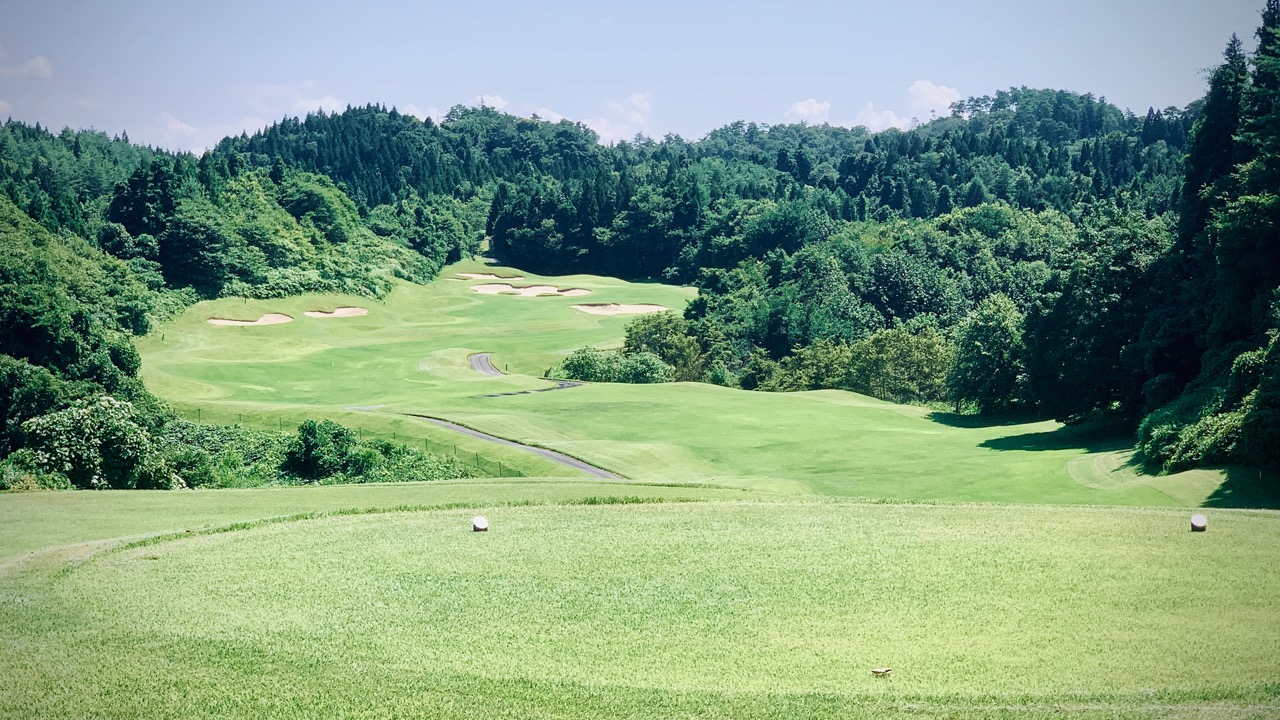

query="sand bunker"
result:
[571,303,669,315]
[304,307,369,318]
[207,313,294,326]
[471,283,592,297]
[456,273,523,280]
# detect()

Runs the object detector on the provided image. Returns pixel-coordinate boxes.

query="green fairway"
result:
[134,259,1230,506]
[2,498,1277,719]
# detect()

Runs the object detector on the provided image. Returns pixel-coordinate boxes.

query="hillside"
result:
[0,6,1278,489]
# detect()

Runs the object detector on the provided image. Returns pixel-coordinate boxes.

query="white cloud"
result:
[298,94,342,113]
[0,55,52,79]
[238,81,345,117]
[586,91,652,144]
[0,99,12,115]
[143,111,273,154]
[533,106,566,123]
[157,111,200,149]
[402,104,443,122]
[850,103,911,132]
[472,94,508,109]
[784,98,831,124]
[906,79,961,119]
[844,80,961,132]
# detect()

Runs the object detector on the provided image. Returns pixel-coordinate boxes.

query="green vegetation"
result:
[2,498,1277,718]
[133,260,1251,507]
[4,9,1280,707]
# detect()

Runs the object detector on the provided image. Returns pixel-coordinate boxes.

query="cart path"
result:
[405,414,622,479]
[468,352,583,397]
[469,352,504,376]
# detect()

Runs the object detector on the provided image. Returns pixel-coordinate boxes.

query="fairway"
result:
[2,499,1278,719]
[134,259,1231,507]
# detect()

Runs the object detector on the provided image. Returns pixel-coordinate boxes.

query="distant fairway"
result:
[136,258,1231,506]
[2,495,1277,719]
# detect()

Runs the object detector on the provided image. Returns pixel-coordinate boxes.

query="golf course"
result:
[2,260,1277,719]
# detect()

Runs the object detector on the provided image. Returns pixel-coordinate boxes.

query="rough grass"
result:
[2,500,1277,718]
[135,259,1227,507]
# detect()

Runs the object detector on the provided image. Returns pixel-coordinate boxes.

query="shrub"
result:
[21,395,173,489]
[0,448,70,491]
[282,419,357,482]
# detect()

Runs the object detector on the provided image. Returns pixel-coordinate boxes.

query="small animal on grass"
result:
[871,667,892,677]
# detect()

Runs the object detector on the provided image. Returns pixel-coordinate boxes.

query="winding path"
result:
[467,352,583,396]
[469,352,504,376]
[405,414,622,479]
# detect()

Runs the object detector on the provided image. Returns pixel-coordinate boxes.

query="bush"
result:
[282,419,357,481]
[0,448,70,491]
[561,347,620,382]
[21,395,173,489]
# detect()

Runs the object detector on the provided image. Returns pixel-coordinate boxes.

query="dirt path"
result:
[406,414,622,479]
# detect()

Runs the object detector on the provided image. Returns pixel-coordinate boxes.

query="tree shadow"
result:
[927,411,1047,429]
[976,426,1134,454]
[1202,466,1280,509]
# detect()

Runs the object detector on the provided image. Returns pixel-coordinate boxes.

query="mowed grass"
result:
[135,258,1228,506]
[2,501,1278,718]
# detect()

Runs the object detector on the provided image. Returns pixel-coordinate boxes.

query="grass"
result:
[2,500,1277,718]
[135,258,1229,507]
[4,259,1276,718]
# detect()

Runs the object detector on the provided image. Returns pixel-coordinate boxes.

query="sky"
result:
[0,0,1268,153]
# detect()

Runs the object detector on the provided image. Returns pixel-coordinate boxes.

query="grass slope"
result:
[137,259,1225,506]
[2,500,1277,718]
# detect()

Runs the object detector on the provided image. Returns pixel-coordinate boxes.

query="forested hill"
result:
[213,87,1191,281]
[1,2,1279,490]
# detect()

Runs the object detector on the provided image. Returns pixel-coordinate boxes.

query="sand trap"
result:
[471,283,592,297]
[207,313,294,326]
[571,303,669,315]
[304,307,369,318]
[456,273,524,280]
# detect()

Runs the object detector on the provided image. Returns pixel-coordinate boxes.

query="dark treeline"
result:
[2,2,1278,488]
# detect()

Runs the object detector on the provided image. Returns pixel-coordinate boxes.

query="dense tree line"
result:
[2,3,1278,487]
[555,7,1280,474]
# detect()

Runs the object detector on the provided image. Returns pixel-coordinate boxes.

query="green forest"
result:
[3,4,1279,490]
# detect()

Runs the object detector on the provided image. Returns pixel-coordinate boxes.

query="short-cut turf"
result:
[2,500,1277,719]
[135,259,1234,506]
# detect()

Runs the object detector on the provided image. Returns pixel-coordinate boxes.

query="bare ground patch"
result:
[304,307,369,318]
[456,273,524,280]
[207,314,294,326]
[471,283,591,297]
[570,303,668,315]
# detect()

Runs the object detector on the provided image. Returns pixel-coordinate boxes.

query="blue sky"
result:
[0,0,1266,152]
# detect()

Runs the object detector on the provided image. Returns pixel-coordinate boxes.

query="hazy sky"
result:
[0,0,1267,152]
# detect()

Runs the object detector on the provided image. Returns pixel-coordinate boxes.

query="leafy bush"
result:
[282,419,357,481]
[0,448,70,491]
[560,347,674,384]
[21,396,174,489]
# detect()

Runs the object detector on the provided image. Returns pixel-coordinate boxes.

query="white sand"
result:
[471,283,592,297]
[456,273,523,280]
[207,313,294,326]
[304,307,369,318]
[570,303,669,315]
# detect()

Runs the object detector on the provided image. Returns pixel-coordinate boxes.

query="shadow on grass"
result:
[929,411,1135,454]
[927,411,1047,429]
[978,428,1133,454]
[1202,466,1280,510]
